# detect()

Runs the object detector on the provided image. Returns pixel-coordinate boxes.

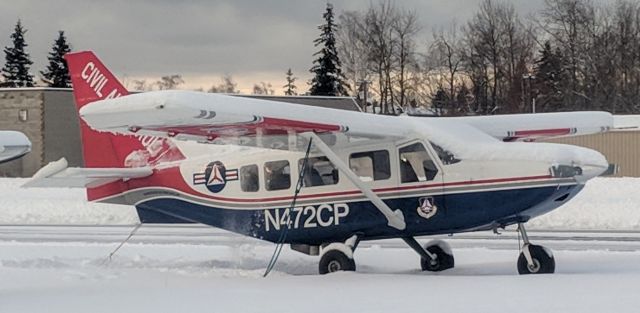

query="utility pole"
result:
[358,80,372,113]
[522,74,536,113]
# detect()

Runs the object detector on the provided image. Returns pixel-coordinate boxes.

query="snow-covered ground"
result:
[2,177,640,312]
[2,177,640,230]
[2,226,640,313]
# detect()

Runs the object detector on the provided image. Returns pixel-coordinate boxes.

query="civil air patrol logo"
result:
[192,161,238,193]
[417,197,438,219]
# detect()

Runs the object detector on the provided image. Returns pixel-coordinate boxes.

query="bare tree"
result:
[392,8,420,109]
[131,79,149,91]
[208,75,239,93]
[155,74,184,90]
[337,11,371,94]
[252,82,274,95]
[429,23,464,114]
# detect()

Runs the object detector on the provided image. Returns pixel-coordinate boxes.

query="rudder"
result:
[64,51,184,201]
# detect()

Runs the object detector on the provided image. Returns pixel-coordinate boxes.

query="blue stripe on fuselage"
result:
[135,184,578,244]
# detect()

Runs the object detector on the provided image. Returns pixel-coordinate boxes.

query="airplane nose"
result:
[549,146,608,181]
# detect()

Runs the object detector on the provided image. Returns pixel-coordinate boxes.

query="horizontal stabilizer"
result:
[613,115,640,131]
[23,158,153,188]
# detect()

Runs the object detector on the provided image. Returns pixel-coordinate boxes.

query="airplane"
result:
[0,131,31,164]
[24,51,615,275]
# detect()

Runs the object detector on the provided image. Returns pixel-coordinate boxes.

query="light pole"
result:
[357,80,372,113]
[522,74,536,113]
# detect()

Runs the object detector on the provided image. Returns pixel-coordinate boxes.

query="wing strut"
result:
[301,132,406,230]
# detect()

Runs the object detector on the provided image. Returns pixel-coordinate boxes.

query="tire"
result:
[421,245,455,272]
[319,250,356,275]
[517,244,555,274]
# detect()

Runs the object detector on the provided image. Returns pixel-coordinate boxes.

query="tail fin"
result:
[64,51,185,200]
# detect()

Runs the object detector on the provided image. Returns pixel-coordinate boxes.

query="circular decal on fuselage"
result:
[203,161,227,193]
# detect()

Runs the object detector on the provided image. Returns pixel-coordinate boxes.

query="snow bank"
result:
[0,178,138,225]
[1,177,639,231]
[529,177,640,230]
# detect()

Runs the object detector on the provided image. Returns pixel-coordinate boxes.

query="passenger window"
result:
[349,150,390,181]
[240,165,259,192]
[299,157,339,187]
[430,142,460,165]
[264,160,291,191]
[399,143,438,183]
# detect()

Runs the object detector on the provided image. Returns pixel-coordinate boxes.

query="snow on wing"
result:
[79,90,410,143]
[442,111,614,142]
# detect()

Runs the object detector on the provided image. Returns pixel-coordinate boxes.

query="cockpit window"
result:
[399,143,439,183]
[349,150,391,181]
[430,142,460,165]
[264,160,291,191]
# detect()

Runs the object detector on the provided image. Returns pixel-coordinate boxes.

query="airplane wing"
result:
[0,131,31,163]
[23,158,153,188]
[79,90,410,149]
[441,112,614,142]
[80,91,621,146]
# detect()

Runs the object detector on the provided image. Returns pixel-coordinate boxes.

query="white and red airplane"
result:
[26,51,614,275]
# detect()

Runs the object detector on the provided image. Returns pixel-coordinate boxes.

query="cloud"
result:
[0,0,545,92]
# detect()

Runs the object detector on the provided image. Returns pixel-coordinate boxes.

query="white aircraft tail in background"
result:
[0,131,31,164]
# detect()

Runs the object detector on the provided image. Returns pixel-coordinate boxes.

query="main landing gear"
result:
[318,235,359,274]
[317,236,456,275]
[403,237,455,272]
[315,224,553,275]
[516,223,555,274]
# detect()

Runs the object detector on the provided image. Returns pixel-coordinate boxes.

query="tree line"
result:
[0,20,71,88]
[331,0,640,115]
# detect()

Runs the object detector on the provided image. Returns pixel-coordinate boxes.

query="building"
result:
[546,131,640,177]
[0,88,362,177]
[0,88,81,177]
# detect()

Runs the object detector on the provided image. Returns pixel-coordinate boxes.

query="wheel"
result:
[517,244,555,274]
[421,244,455,272]
[319,250,356,274]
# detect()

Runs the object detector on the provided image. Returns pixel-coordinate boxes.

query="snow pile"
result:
[1,177,640,230]
[0,178,138,225]
[529,177,640,230]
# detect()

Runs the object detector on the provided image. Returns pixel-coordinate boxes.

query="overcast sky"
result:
[0,0,544,93]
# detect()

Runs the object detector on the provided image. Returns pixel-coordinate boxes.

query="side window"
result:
[299,156,339,187]
[349,150,390,181]
[240,165,259,192]
[399,143,439,183]
[430,142,460,165]
[264,160,291,191]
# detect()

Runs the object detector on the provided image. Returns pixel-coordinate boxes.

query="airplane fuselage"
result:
[98,138,582,245]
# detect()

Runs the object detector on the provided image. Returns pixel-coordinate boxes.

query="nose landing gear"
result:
[516,223,555,274]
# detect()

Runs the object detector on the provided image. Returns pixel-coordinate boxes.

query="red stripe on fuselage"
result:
[102,166,555,204]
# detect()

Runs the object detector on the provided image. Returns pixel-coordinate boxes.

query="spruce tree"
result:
[1,20,34,87]
[41,31,72,88]
[283,68,297,95]
[534,41,565,112]
[309,3,348,96]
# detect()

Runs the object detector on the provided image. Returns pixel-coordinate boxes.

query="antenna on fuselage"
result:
[263,136,314,277]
